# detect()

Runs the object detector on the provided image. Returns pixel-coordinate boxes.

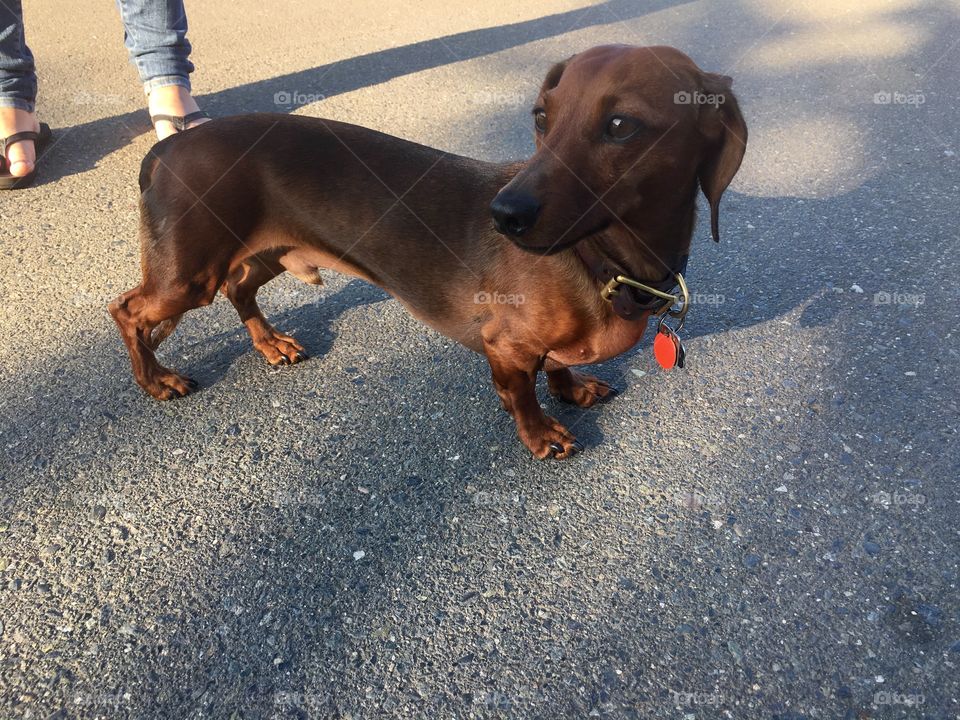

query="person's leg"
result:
[0,0,40,177]
[115,0,209,140]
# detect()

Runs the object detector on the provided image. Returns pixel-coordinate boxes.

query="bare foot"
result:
[0,108,39,177]
[147,85,210,141]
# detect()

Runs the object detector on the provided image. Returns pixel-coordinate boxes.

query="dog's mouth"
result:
[504,219,611,256]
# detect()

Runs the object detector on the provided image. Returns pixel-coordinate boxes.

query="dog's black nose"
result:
[490,192,541,237]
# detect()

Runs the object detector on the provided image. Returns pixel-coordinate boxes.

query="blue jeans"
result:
[0,0,195,112]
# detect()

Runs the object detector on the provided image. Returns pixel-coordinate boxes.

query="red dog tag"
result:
[654,325,686,370]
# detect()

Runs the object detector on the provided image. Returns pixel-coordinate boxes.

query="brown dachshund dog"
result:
[109,45,747,459]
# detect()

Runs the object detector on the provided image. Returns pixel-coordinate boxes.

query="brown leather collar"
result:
[574,243,688,321]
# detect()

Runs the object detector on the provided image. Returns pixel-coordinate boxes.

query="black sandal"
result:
[150,110,210,133]
[0,122,52,190]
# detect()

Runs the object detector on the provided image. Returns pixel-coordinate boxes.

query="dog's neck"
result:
[579,191,697,284]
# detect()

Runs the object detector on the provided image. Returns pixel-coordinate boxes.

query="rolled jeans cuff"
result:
[142,74,191,96]
[0,95,33,112]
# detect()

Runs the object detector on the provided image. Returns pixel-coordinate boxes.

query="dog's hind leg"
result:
[109,216,229,400]
[109,279,216,400]
[221,255,307,366]
[148,314,184,350]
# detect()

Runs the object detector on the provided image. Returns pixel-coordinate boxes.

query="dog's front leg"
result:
[546,368,617,408]
[483,341,583,459]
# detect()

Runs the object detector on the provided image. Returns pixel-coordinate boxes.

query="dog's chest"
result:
[548,316,649,366]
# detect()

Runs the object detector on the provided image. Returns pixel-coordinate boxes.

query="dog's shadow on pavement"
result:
[179,275,609,451]
[181,279,390,389]
[565,190,850,348]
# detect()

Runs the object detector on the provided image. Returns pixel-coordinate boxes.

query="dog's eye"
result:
[606,116,642,141]
[533,109,548,133]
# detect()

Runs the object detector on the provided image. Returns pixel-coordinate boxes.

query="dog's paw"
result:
[140,368,197,400]
[549,370,617,408]
[519,415,583,459]
[254,330,308,366]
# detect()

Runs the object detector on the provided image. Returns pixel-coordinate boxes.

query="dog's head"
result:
[490,45,747,257]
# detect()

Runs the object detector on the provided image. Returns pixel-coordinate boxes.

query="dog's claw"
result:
[549,442,564,456]
[253,327,306,367]
[571,441,584,453]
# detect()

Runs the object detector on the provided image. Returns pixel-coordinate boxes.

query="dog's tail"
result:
[134,147,185,350]
[138,147,165,193]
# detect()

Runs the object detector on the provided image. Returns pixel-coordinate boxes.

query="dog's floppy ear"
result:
[541,56,575,93]
[697,73,747,242]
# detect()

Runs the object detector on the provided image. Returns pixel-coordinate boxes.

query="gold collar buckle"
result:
[602,272,691,326]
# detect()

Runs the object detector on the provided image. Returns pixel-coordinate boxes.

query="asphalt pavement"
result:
[1,1,958,718]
